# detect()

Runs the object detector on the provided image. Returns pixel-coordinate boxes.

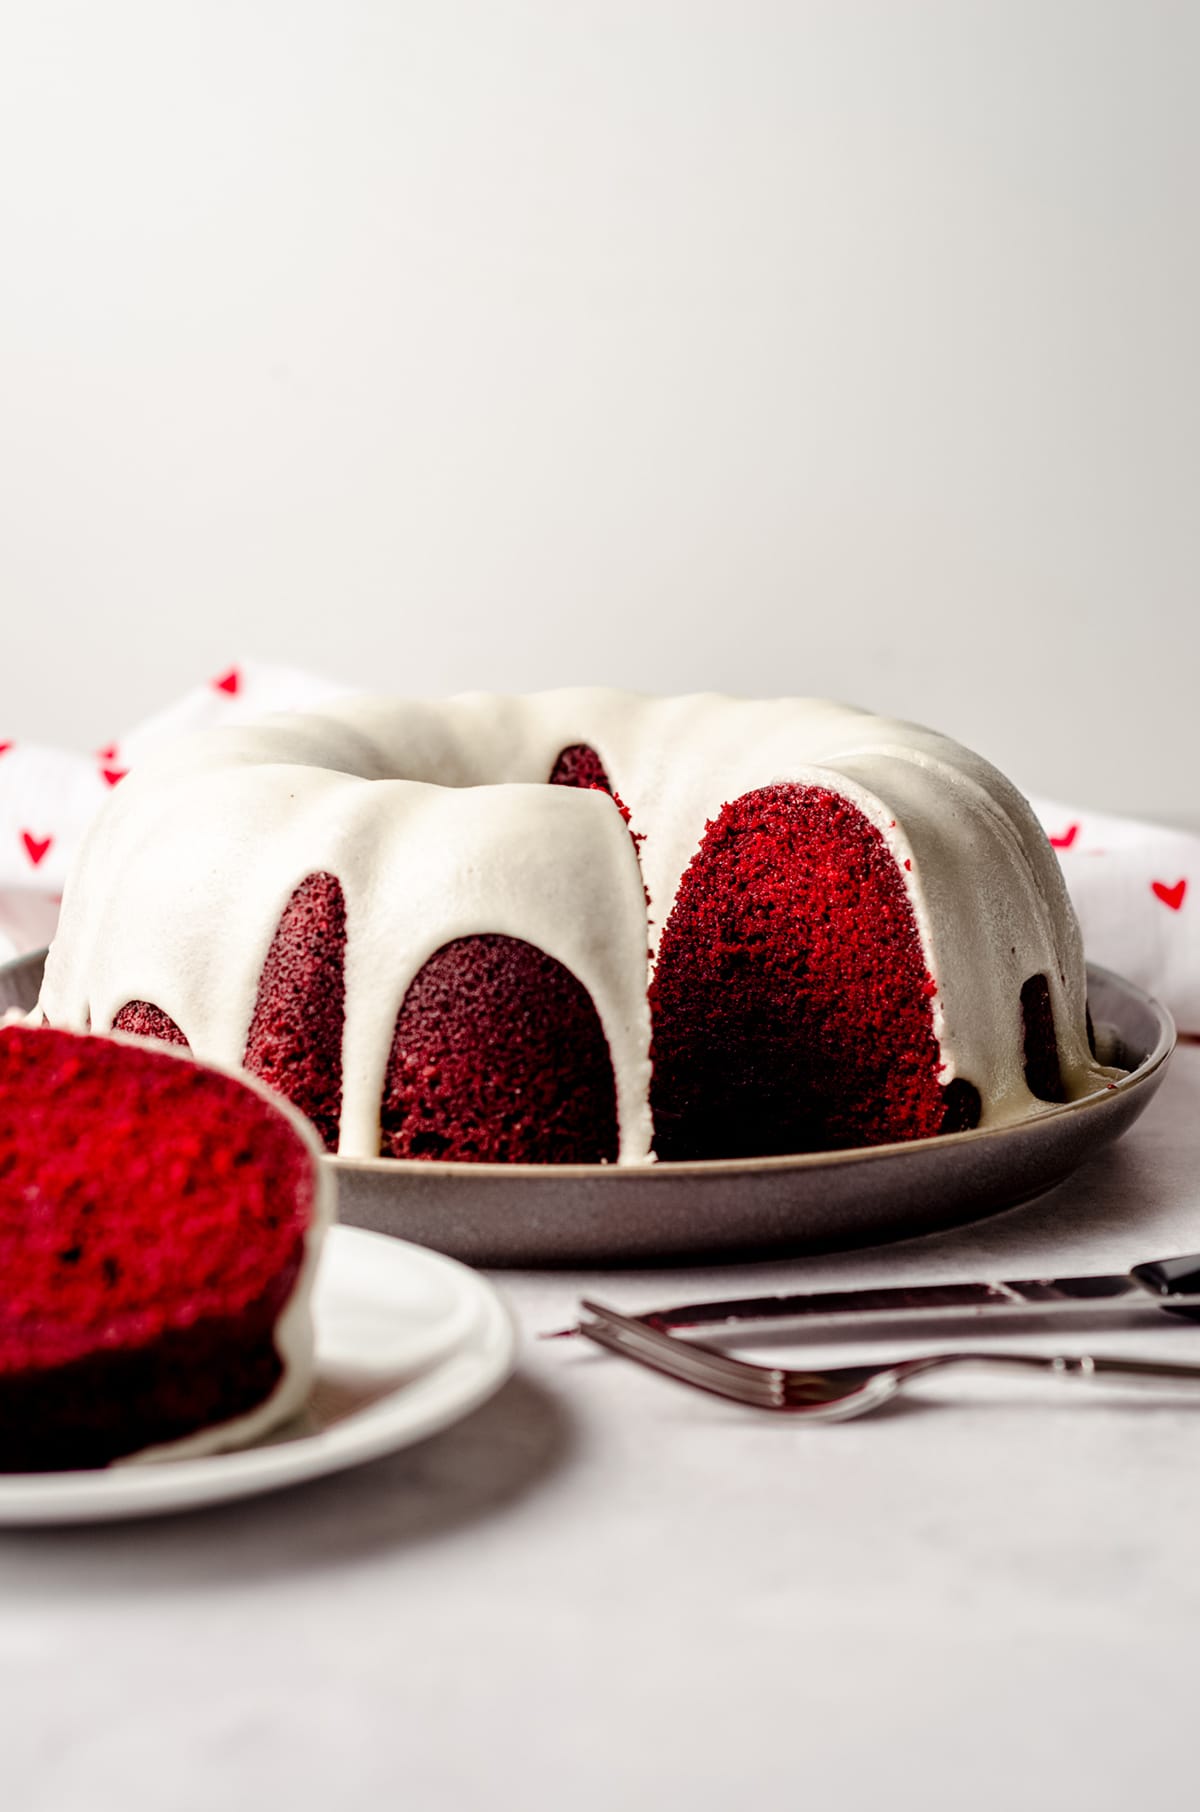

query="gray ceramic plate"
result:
[2,949,1174,1266]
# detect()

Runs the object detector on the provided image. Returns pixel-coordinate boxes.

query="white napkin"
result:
[0,662,350,964]
[1022,796,1197,1034]
[1,665,1195,1033]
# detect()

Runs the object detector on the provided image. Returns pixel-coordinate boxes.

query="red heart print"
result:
[21,831,52,867]
[1152,878,1187,911]
[0,741,12,758]
[96,743,119,762]
[101,767,128,787]
[213,667,241,696]
[1049,824,1080,850]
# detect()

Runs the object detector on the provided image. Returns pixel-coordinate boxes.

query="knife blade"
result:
[546,1253,1200,1338]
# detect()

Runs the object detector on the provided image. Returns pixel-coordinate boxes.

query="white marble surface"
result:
[6,1047,1200,1812]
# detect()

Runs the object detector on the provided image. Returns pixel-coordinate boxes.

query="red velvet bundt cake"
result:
[36,692,1115,1165]
[0,1023,330,1470]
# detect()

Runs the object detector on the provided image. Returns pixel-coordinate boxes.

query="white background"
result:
[1,1,1197,812]
[3,14,1200,1808]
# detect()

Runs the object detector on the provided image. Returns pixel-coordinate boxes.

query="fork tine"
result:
[578,1300,784,1407]
[578,1318,780,1408]
[580,1299,781,1390]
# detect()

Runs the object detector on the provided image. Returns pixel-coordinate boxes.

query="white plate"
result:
[0,1226,517,1525]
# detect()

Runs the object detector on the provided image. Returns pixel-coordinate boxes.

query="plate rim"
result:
[0,1226,518,1525]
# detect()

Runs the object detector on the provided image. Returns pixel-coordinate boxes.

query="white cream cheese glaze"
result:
[36,690,1116,1164]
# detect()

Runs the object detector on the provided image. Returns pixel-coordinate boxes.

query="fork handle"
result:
[907,1352,1200,1390]
[1052,1353,1200,1388]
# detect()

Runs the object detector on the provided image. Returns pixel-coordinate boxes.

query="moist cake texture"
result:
[0,1024,329,1470]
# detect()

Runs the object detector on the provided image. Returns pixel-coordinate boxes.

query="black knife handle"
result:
[1131,1255,1200,1322]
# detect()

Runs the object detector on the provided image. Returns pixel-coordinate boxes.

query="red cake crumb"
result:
[550,742,651,932]
[112,1001,188,1047]
[243,872,347,1153]
[548,743,612,793]
[380,933,619,1163]
[649,784,974,1159]
[0,1025,313,1471]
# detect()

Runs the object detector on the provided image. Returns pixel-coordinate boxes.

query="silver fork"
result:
[577,1298,1200,1422]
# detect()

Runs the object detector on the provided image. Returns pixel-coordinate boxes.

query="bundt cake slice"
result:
[0,1024,331,1471]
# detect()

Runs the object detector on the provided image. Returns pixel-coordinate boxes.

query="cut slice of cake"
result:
[0,1024,332,1472]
